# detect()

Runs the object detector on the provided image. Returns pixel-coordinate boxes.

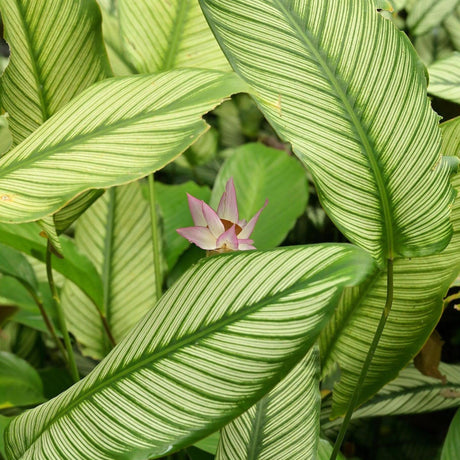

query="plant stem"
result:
[148,174,163,301]
[46,241,79,383]
[330,258,394,460]
[443,291,460,309]
[101,187,117,349]
[22,282,67,362]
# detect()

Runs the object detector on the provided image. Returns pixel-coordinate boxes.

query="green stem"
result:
[22,282,67,362]
[330,258,394,460]
[46,242,79,383]
[101,187,117,349]
[148,175,163,301]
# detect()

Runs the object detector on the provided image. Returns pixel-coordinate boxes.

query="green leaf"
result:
[118,0,230,73]
[444,6,460,50]
[216,347,320,460]
[194,432,219,455]
[96,0,137,76]
[0,70,247,224]
[322,363,460,433]
[0,351,45,409]
[61,182,157,360]
[406,0,460,36]
[4,244,374,460]
[0,244,38,291]
[0,115,12,156]
[200,0,455,266]
[210,143,308,250]
[320,117,460,416]
[0,0,110,146]
[153,181,211,270]
[442,408,460,460]
[0,222,104,310]
[0,415,11,458]
[317,438,345,460]
[414,27,454,66]
[428,52,460,104]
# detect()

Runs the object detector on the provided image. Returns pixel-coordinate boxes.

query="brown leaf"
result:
[414,330,447,384]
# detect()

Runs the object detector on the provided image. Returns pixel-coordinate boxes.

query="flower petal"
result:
[238,243,256,251]
[202,202,225,238]
[187,194,207,226]
[176,226,217,250]
[217,177,239,223]
[239,199,268,239]
[216,225,239,251]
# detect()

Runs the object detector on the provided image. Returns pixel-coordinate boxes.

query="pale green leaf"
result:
[317,438,345,460]
[200,0,454,266]
[428,52,460,104]
[210,143,308,250]
[154,181,211,270]
[414,27,454,66]
[0,351,45,409]
[96,0,137,76]
[0,0,110,145]
[61,182,157,360]
[0,222,104,309]
[322,363,460,433]
[0,70,247,224]
[407,0,460,36]
[0,115,12,156]
[4,244,373,460]
[442,409,460,460]
[444,6,460,50]
[194,432,219,455]
[216,347,320,460]
[320,117,460,416]
[118,0,230,73]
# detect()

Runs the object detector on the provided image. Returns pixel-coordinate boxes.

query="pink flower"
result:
[177,178,267,253]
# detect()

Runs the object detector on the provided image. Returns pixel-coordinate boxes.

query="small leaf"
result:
[414,330,447,383]
[407,0,459,36]
[0,243,38,291]
[0,351,45,408]
[442,409,460,460]
[429,52,460,104]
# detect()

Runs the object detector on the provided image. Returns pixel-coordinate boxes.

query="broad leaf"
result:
[0,415,11,458]
[0,70,246,224]
[61,182,157,359]
[445,5,460,50]
[4,244,373,460]
[0,222,103,309]
[317,438,345,460]
[0,351,45,408]
[322,363,460,433]
[406,0,460,36]
[210,143,308,250]
[217,347,320,460]
[200,0,455,266]
[442,409,460,460]
[320,117,460,416]
[118,0,229,73]
[428,52,460,104]
[0,0,110,145]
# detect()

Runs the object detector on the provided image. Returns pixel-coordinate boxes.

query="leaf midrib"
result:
[17,255,340,455]
[272,0,395,261]
[246,397,268,460]
[160,0,191,71]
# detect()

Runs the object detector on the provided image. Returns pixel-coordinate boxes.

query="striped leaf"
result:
[0,0,110,146]
[0,115,12,156]
[428,52,460,104]
[0,70,247,224]
[320,117,460,416]
[200,0,455,266]
[96,0,137,76]
[216,347,320,460]
[118,0,230,73]
[445,6,460,50]
[4,244,373,460]
[406,0,460,36]
[442,409,460,460]
[0,222,104,310]
[322,363,460,433]
[61,182,157,360]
